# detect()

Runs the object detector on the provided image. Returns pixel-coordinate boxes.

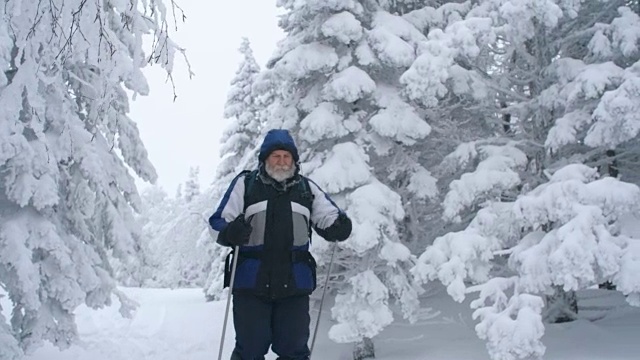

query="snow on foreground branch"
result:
[0,1,183,358]
[413,164,640,360]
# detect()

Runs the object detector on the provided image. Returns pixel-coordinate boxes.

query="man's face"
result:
[265,150,295,182]
[266,150,293,169]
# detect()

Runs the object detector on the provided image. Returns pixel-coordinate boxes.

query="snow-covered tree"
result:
[184,166,201,203]
[0,1,181,357]
[387,0,480,252]
[136,185,176,285]
[138,185,176,237]
[406,1,640,359]
[175,183,183,201]
[202,38,265,301]
[414,164,640,360]
[261,0,440,356]
[138,188,217,288]
[137,37,266,300]
[217,37,262,179]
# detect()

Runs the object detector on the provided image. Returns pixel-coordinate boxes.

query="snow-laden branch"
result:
[443,142,528,222]
[414,164,640,360]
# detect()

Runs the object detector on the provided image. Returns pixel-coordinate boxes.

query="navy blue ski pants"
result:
[230,293,311,360]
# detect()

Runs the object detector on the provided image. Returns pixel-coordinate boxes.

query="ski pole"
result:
[309,241,338,357]
[218,245,240,360]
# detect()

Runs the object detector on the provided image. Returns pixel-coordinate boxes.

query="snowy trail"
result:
[26,288,226,360]
[23,288,351,360]
[19,287,640,360]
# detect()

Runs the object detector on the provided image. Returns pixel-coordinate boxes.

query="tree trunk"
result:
[353,337,375,360]
[4,44,19,85]
[597,150,618,290]
[599,281,616,290]
[598,149,619,178]
[544,286,578,323]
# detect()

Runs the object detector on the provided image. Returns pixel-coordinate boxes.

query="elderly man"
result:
[209,129,352,360]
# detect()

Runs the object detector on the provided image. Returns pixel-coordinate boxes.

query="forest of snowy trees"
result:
[2,1,640,360]
[0,1,185,359]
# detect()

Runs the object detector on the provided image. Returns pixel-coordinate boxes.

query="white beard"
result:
[265,162,296,182]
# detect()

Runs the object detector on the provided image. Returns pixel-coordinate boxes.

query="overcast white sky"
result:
[129,1,284,195]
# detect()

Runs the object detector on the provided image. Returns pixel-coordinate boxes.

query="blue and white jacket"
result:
[209,129,350,299]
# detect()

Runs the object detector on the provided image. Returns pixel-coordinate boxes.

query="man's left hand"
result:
[327,213,352,242]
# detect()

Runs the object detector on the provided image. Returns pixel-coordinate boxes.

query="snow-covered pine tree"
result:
[406,1,640,359]
[401,0,522,231]
[262,0,438,356]
[138,185,177,247]
[203,37,264,301]
[391,1,483,252]
[137,185,182,287]
[184,166,201,203]
[175,183,184,201]
[0,1,181,358]
[217,37,263,178]
[138,187,220,288]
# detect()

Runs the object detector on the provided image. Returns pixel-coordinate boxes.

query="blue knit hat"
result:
[258,129,299,163]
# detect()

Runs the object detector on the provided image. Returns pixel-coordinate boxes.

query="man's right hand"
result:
[224,214,252,246]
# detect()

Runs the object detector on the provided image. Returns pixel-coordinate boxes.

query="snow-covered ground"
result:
[6,286,640,360]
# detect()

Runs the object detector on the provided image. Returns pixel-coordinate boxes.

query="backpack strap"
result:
[243,170,258,194]
[298,176,313,200]
[237,169,252,178]
[298,176,314,241]
[242,170,259,212]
